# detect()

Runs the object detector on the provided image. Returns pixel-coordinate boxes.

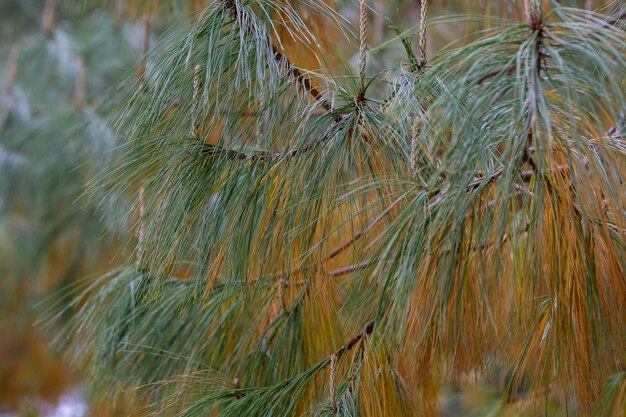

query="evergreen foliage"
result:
[1,0,625,416]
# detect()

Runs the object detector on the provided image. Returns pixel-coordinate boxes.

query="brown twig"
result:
[328,260,375,277]
[316,166,540,276]
[472,222,530,252]
[469,64,515,85]
[271,44,338,120]
[604,10,626,27]
[136,17,151,265]
[333,320,375,360]
[417,0,428,69]
[326,194,406,261]
[524,0,542,31]
[288,259,378,278]
[226,319,374,401]
[357,0,368,98]
[198,113,348,162]
[222,0,340,121]
[328,353,337,410]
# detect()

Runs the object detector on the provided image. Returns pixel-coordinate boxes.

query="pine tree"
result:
[2,0,625,416]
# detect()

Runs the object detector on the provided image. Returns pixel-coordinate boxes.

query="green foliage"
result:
[1,0,625,416]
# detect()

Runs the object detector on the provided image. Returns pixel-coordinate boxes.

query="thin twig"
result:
[524,0,542,31]
[328,260,375,277]
[358,0,368,98]
[333,320,375,360]
[226,319,374,401]
[604,10,626,27]
[326,194,406,261]
[198,113,349,162]
[469,64,515,85]
[190,64,201,137]
[222,0,341,121]
[328,354,337,411]
[417,0,428,68]
[326,318,374,409]
[410,115,421,174]
[136,17,151,265]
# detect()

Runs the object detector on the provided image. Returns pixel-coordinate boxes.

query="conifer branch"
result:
[190,64,201,138]
[410,115,421,174]
[37,4,625,414]
[524,0,543,31]
[604,10,626,27]
[136,16,151,265]
[313,164,549,276]
[222,0,341,121]
[326,194,405,261]
[324,319,374,411]
[417,0,428,69]
[328,353,338,410]
[198,113,349,162]
[327,260,376,277]
[357,0,368,99]
[333,320,374,360]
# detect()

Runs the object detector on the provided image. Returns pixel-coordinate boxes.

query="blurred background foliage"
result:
[0,0,138,413]
[0,0,624,416]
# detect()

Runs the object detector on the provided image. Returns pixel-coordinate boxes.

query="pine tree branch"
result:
[326,195,406,261]
[214,318,374,403]
[469,64,516,85]
[198,112,349,162]
[323,162,534,265]
[136,16,151,266]
[298,167,547,278]
[222,0,341,122]
[604,10,626,27]
[333,319,374,360]
[328,260,376,277]
[519,7,588,223]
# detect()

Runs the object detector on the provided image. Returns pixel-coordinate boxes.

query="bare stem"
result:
[358,0,368,97]
[417,0,428,68]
